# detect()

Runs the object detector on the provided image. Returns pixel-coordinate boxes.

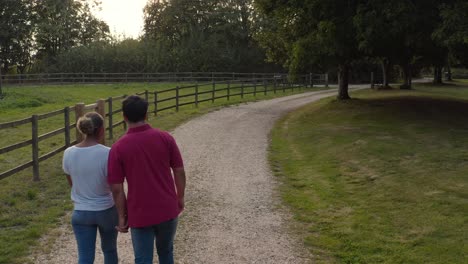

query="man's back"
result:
[108,124,183,227]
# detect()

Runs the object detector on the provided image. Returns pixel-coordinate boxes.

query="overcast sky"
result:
[91,0,148,39]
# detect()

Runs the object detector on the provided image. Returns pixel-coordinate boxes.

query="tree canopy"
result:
[256,0,468,98]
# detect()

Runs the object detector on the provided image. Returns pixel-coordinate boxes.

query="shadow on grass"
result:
[270,89,468,263]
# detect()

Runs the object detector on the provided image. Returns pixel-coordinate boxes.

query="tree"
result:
[256,0,362,99]
[354,0,409,88]
[0,0,35,75]
[433,0,468,76]
[34,0,109,68]
[143,0,275,72]
[355,0,450,89]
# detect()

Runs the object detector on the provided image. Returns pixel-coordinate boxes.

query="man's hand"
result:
[110,183,128,233]
[116,215,129,233]
[178,196,185,212]
[173,167,186,213]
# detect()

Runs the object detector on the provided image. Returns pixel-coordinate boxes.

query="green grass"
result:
[0,81,321,264]
[269,81,468,263]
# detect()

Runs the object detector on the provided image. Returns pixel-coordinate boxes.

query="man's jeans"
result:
[71,206,118,264]
[131,218,178,264]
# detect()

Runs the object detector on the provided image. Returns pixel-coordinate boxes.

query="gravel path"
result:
[32,89,344,264]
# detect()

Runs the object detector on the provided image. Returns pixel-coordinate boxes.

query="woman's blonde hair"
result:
[77,112,104,137]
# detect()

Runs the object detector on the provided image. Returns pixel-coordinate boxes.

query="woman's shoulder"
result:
[96,144,111,153]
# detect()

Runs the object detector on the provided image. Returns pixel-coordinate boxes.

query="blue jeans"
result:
[71,206,119,264]
[131,218,178,264]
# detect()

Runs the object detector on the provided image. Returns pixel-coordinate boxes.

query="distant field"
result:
[270,80,468,263]
[0,81,319,264]
[0,82,180,122]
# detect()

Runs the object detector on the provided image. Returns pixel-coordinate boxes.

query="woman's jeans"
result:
[71,206,119,264]
[131,218,178,264]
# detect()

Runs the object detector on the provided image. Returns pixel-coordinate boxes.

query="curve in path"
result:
[32,89,343,264]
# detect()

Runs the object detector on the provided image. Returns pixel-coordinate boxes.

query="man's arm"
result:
[110,183,128,233]
[173,167,186,211]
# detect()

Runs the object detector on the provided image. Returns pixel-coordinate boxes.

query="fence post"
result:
[325,73,329,88]
[254,77,257,97]
[227,81,230,101]
[122,95,127,131]
[264,79,267,95]
[211,72,214,82]
[212,82,215,103]
[75,103,85,143]
[371,72,375,89]
[241,82,244,99]
[311,73,314,87]
[96,99,106,145]
[81,73,85,83]
[274,77,277,94]
[64,107,71,147]
[144,90,149,102]
[0,70,2,97]
[154,91,158,115]
[195,83,199,107]
[108,97,113,140]
[232,72,235,80]
[282,77,286,93]
[176,86,180,112]
[32,115,40,181]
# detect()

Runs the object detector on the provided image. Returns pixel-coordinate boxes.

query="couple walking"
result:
[62,95,186,264]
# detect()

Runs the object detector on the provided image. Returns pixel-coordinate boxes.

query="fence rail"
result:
[0,73,328,181]
[0,71,328,87]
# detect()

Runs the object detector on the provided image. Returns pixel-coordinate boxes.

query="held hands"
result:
[116,215,129,233]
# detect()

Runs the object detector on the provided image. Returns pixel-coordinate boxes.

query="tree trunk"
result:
[433,66,443,84]
[338,64,351,100]
[446,64,452,81]
[0,70,3,98]
[400,63,412,89]
[381,59,390,87]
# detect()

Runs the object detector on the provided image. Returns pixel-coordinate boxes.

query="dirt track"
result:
[32,88,346,264]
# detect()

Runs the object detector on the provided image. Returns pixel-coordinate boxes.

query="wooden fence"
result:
[0,71,328,87]
[0,74,327,181]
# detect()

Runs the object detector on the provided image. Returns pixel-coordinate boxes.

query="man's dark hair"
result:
[122,95,148,123]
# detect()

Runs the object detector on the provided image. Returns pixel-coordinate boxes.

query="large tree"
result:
[433,0,468,74]
[256,0,362,99]
[34,0,109,67]
[0,0,35,75]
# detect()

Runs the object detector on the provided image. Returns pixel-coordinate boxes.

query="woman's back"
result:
[63,144,113,211]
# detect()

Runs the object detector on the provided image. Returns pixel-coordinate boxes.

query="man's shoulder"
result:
[148,127,174,139]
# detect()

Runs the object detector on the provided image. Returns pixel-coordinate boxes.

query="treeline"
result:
[1,0,468,93]
[256,0,468,98]
[1,0,281,74]
[0,0,109,74]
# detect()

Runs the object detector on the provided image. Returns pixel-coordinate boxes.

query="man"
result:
[108,95,186,264]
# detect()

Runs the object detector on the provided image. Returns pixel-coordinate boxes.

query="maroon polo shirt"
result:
[107,124,184,228]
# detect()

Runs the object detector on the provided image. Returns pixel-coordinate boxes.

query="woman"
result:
[62,112,118,264]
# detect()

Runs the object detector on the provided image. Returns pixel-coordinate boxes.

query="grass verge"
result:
[270,81,468,263]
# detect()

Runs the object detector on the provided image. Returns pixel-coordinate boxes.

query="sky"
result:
[91,0,148,39]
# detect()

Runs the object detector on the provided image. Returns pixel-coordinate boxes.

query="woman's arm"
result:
[66,174,72,187]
